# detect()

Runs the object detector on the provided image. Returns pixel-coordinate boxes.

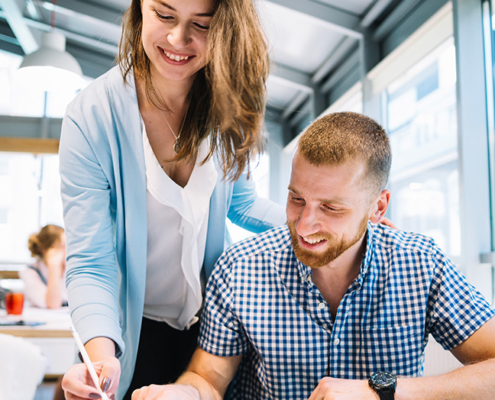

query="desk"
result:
[0,270,20,280]
[0,307,75,376]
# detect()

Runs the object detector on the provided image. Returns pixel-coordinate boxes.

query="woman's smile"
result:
[159,47,195,65]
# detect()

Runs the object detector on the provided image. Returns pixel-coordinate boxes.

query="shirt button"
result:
[334,338,340,345]
[318,302,325,309]
[306,275,311,282]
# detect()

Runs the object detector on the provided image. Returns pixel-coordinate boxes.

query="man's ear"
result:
[369,189,391,224]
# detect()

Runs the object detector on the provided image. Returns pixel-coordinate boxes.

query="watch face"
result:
[369,372,397,390]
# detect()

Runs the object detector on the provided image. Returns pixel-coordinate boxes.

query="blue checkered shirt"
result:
[198,223,495,399]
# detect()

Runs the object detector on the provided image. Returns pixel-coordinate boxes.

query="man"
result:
[133,112,495,400]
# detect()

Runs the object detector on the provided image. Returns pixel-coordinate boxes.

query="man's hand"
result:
[308,377,379,400]
[132,384,200,400]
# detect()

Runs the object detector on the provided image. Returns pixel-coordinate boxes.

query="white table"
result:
[0,307,75,376]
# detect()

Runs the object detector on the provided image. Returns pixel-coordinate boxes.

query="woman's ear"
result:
[369,189,391,224]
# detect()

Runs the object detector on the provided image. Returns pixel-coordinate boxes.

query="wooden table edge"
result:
[0,329,73,338]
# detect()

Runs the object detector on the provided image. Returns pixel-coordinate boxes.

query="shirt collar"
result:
[355,221,375,287]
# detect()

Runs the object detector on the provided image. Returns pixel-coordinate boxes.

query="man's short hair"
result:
[297,112,392,195]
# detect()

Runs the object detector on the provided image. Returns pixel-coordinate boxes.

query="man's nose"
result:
[296,206,320,237]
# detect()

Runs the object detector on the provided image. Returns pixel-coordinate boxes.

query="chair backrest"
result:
[0,333,47,400]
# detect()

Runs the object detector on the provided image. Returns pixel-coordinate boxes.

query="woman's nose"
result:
[167,24,191,48]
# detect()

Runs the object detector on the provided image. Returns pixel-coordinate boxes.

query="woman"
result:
[59,0,285,399]
[19,224,67,309]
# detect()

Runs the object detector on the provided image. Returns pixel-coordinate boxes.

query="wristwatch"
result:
[368,371,397,400]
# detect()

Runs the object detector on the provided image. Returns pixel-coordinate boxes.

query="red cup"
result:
[5,292,24,315]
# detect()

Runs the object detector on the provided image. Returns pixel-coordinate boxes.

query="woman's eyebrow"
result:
[153,0,214,17]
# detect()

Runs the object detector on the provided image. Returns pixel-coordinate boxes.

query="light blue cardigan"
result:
[59,66,285,399]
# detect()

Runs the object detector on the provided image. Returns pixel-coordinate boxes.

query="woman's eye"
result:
[154,11,173,20]
[194,22,210,30]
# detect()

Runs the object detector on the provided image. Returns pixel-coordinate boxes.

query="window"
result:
[0,51,44,117]
[0,49,91,118]
[483,0,495,303]
[0,152,63,264]
[386,38,460,261]
[0,50,92,265]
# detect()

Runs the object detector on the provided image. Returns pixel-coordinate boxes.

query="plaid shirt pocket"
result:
[362,324,423,376]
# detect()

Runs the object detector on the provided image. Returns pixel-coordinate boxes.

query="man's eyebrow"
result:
[153,0,214,17]
[287,185,300,195]
[288,185,348,206]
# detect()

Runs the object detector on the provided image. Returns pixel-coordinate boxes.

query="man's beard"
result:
[288,216,369,269]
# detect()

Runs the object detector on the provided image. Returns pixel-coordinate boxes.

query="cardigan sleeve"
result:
[59,102,125,357]
[227,172,286,233]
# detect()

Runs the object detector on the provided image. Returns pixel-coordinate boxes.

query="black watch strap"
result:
[377,389,395,400]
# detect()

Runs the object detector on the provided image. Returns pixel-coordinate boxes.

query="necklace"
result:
[158,107,188,154]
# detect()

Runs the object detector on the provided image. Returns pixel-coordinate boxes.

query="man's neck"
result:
[311,234,367,320]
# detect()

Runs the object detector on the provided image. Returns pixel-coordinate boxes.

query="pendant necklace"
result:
[158,106,188,154]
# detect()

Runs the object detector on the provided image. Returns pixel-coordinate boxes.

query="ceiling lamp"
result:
[15,0,85,93]
[16,31,85,93]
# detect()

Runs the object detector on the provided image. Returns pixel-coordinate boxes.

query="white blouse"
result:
[142,125,217,330]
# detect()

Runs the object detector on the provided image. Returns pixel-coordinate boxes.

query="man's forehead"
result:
[289,153,369,202]
[292,151,367,179]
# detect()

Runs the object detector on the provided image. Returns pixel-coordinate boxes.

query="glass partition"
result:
[385,37,461,262]
[0,49,90,118]
[0,153,63,264]
[483,0,495,302]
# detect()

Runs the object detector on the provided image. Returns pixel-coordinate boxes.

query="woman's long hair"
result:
[118,0,269,180]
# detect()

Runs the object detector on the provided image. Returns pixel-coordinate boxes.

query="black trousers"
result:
[123,317,200,400]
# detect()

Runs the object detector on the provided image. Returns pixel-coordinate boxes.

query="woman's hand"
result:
[132,384,200,400]
[62,356,120,400]
[379,216,397,230]
[45,247,66,278]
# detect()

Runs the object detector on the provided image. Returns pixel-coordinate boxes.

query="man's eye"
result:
[323,204,340,212]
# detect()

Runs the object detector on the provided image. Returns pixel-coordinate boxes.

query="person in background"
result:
[59,0,286,399]
[132,112,495,400]
[19,224,67,309]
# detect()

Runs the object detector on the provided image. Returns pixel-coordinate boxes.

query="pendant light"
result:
[16,0,85,93]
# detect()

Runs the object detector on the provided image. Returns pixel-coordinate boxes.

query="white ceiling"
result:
[260,1,346,75]
[0,0,404,122]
